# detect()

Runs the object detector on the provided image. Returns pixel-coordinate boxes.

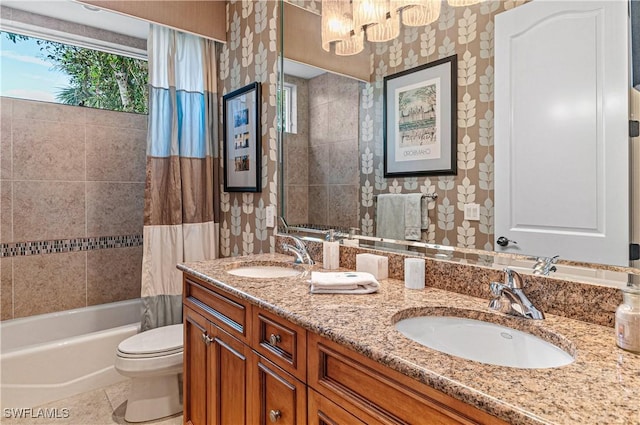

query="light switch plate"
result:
[463,203,480,221]
[265,205,275,228]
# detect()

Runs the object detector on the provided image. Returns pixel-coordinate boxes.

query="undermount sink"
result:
[395,316,574,369]
[226,265,302,279]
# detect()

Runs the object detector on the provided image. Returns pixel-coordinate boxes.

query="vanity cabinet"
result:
[183,306,250,425]
[183,273,507,425]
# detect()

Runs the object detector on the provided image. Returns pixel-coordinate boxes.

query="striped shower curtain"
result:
[141,25,220,331]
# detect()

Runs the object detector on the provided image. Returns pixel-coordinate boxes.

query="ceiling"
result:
[2,0,149,40]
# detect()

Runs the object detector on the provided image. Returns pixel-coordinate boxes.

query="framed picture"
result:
[383,55,457,177]
[223,81,262,192]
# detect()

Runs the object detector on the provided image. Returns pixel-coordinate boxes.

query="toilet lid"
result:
[118,324,183,357]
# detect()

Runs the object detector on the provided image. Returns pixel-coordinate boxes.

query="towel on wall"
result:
[376,194,406,241]
[309,271,380,294]
[404,193,423,241]
[376,193,429,242]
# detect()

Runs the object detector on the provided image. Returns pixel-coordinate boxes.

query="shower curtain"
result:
[141,25,220,331]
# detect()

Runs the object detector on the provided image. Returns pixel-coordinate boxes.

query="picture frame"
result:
[223,81,262,192]
[383,55,457,177]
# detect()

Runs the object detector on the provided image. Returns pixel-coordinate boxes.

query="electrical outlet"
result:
[265,205,275,228]
[463,203,480,221]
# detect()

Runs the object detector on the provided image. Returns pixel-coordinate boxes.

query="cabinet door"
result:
[184,307,209,425]
[308,389,366,425]
[249,352,307,425]
[209,325,251,425]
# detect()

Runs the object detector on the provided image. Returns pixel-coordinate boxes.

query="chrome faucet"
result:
[281,235,314,266]
[532,255,559,276]
[489,268,544,319]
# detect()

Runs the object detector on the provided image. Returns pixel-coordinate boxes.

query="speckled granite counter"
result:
[178,254,640,425]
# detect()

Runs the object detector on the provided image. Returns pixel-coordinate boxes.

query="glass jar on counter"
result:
[615,284,640,354]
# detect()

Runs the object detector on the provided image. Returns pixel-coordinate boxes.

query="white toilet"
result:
[114,324,184,423]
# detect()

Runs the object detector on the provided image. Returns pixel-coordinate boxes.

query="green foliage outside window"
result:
[3,31,148,114]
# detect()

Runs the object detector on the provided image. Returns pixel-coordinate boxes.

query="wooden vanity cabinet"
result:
[183,306,250,425]
[307,333,509,425]
[183,273,508,425]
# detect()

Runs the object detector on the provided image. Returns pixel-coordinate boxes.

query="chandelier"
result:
[321,0,480,56]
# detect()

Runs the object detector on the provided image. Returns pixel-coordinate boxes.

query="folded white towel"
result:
[309,271,380,294]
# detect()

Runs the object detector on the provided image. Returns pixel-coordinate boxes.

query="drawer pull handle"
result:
[269,333,281,345]
[269,409,281,423]
[201,333,213,346]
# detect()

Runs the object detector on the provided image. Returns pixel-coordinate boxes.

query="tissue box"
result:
[356,253,388,280]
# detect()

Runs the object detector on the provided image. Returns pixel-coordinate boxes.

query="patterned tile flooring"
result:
[1,380,183,425]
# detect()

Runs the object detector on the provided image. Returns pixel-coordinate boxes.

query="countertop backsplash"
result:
[275,235,622,328]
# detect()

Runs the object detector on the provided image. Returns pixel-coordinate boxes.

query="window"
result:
[282,82,297,134]
[0,31,148,114]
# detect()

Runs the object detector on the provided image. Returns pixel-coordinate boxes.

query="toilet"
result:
[114,324,184,423]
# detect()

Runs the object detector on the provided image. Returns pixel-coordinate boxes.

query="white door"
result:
[494,0,630,266]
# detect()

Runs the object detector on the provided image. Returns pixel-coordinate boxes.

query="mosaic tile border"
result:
[0,235,143,258]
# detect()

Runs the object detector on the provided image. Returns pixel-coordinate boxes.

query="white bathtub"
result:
[1,299,141,409]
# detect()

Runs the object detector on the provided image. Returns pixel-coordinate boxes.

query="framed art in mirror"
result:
[223,81,262,192]
[383,55,457,177]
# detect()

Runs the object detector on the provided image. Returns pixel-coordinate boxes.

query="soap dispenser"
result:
[323,229,340,270]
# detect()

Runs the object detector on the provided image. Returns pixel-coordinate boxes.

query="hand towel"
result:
[421,196,430,230]
[375,194,405,241]
[404,193,423,241]
[309,271,380,294]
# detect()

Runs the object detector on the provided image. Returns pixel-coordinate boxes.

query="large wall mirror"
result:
[278,0,640,286]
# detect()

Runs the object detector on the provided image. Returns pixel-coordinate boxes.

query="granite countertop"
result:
[178,253,640,425]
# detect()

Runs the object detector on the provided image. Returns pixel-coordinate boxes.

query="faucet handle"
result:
[489,282,504,296]
[503,268,524,289]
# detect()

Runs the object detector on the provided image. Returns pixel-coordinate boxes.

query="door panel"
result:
[495,1,629,265]
[183,307,209,425]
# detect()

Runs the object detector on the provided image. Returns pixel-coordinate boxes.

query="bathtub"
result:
[1,299,141,409]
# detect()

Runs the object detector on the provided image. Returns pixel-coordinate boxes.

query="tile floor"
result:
[2,380,183,425]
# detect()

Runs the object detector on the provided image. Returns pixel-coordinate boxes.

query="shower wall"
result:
[0,97,146,320]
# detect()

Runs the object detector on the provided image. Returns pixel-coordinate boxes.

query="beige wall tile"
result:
[86,126,146,182]
[329,185,359,228]
[1,98,11,180]
[1,258,13,320]
[328,140,359,185]
[86,182,144,236]
[286,143,308,186]
[308,144,330,185]
[12,99,84,124]
[85,107,148,130]
[1,180,11,243]
[12,119,85,181]
[285,185,308,225]
[308,185,329,226]
[13,252,86,318]
[87,246,142,306]
[13,181,85,241]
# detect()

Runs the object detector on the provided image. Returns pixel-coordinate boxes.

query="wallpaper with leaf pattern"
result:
[359,0,527,252]
[219,0,279,257]
[220,0,526,257]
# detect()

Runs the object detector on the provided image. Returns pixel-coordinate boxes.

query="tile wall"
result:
[283,75,310,225]
[283,71,361,230]
[308,72,360,229]
[0,97,146,320]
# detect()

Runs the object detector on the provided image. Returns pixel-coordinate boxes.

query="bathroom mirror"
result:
[277,1,640,284]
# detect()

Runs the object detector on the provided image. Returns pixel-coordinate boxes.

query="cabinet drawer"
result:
[249,352,307,425]
[183,275,250,343]
[308,333,508,425]
[252,307,306,381]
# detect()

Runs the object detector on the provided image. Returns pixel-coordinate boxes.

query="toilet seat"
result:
[117,324,183,358]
